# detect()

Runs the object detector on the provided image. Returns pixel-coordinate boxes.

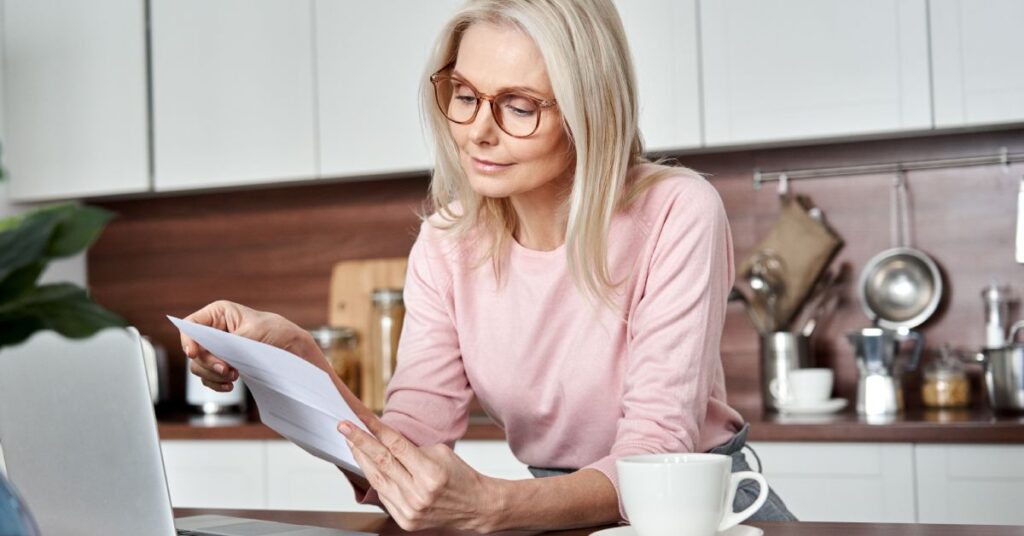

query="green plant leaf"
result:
[0,283,125,341]
[0,261,46,303]
[46,205,116,258]
[0,209,64,282]
[0,315,45,347]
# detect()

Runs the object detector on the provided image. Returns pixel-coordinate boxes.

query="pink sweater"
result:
[379,165,744,514]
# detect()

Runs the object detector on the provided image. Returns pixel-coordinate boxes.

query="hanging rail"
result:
[753,146,1024,191]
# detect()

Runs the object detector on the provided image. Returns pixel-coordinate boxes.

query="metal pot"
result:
[971,320,1024,412]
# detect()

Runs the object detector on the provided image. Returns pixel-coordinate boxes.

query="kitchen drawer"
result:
[160,440,266,509]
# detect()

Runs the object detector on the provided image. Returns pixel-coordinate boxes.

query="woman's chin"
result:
[466,173,516,199]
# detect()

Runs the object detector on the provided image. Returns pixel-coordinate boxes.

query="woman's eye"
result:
[503,96,538,117]
[455,95,477,104]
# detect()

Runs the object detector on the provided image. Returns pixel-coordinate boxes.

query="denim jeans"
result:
[527,423,798,521]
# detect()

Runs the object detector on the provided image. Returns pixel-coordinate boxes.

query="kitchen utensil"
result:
[858,174,943,330]
[729,287,768,335]
[738,196,843,330]
[966,320,1024,413]
[365,288,404,412]
[747,251,786,332]
[760,331,811,412]
[799,263,848,337]
[847,327,923,416]
[982,284,1015,349]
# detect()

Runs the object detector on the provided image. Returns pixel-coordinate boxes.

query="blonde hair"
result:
[421,0,677,307]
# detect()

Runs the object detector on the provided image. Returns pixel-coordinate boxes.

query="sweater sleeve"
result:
[582,179,736,519]
[354,222,473,508]
[379,222,473,447]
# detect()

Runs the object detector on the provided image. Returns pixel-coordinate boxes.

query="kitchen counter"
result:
[157,407,1024,443]
[176,508,1024,535]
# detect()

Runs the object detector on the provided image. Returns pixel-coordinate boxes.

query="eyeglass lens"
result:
[434,78,541,137]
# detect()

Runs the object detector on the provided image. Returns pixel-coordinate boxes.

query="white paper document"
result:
[167,316,367,476]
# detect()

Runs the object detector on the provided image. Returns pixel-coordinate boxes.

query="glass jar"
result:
[921,346,970,409]
[366,288,404,412]
[308,326,360,399]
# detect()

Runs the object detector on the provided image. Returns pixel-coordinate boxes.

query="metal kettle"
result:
[847,327,923,417]
[967,320,1024,413]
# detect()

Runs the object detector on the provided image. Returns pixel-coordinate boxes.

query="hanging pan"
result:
[858,173,943,330]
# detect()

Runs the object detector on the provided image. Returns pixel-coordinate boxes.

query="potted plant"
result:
[0,153,126,535]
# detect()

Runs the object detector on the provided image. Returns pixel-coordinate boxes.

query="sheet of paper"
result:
[168,316,367,475]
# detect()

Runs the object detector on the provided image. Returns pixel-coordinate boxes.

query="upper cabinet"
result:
[314,1,461,178]
[929,0,1024,129]
[2,0,149,202]
[614,0,702,152]
[150,0,318,191]
[699,0,932,146]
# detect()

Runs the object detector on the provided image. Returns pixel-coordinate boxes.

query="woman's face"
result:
[446,22,574,201]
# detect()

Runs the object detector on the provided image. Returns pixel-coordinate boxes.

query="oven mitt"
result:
[738,195,843,330]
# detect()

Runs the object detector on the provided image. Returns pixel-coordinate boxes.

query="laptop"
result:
[0,327,373,536]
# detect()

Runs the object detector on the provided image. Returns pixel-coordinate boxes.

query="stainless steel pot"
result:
[971,320,1024,412]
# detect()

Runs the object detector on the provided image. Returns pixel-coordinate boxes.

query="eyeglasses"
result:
[430,67,557,138]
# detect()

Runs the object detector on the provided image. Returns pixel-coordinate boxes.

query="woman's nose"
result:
[468,101,500,145]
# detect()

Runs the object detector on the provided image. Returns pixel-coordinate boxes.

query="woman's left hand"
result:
[338,418,505,533]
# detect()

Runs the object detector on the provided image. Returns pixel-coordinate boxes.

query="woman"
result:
[182,0,795,531]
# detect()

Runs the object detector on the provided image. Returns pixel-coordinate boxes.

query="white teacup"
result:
[617,453,769,536]
[771,368,834,405]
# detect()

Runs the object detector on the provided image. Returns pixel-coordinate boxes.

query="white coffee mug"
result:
[617,453,769,536]
[770,368,833,405]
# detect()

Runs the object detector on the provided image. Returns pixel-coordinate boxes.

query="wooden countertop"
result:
[175,508,1024,535]
[158,407,1024,443]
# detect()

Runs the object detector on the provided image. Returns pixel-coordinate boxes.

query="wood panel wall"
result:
[90,127,1024,416]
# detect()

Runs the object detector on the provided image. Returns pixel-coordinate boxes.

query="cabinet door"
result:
[614,0,702,152]
[700,0,931,146]
[265,441,380,512]
[151,0,317,191]
[930,0,1024,128]
[916,444,1024,525]
[2,0,149,201]
[160,440,266,509]
[745,442,916,523]
[315,1,462,178]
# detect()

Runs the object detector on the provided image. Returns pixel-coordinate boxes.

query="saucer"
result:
[590,524,763,536]
[777,397,847,415]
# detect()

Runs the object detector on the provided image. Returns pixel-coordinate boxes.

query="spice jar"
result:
[921,345,970,409]
[365,288,404,412]
[309,326,360,398]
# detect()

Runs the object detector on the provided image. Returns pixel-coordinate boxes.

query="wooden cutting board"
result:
[328,257,408,409]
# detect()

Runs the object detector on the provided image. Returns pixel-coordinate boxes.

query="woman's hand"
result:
[339,418,506,533]
[180,300,327,392]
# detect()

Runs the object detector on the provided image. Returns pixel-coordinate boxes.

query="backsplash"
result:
[90,127,1024,414]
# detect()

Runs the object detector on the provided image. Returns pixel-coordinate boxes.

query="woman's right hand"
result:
[180,300,326,392]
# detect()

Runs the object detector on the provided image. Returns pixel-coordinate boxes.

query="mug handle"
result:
[719,471,769,532]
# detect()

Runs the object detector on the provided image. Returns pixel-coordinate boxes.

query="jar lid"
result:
[372,288,404,306]
[308,326,356,348]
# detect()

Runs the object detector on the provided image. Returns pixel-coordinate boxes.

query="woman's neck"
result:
[509,175,571,252]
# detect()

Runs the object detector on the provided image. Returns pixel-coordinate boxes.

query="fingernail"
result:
[214,364,225,374]
[221,383,232,391]
[231,370,239,381]
[338,422,352,435]
[182,345,191,358]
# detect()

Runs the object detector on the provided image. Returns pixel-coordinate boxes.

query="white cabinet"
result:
[315,1,461,178]
[929,0,1024,128]
[614,0,702,152]
[2,0,149,201]
[745,442,916,523]
[150,0,318,191]
[265,441,378,513]
[160,440,266,509]
[699,0,932,146]
[916,444,1024,525]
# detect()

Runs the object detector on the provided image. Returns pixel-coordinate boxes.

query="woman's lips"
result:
[472,157,514,174]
